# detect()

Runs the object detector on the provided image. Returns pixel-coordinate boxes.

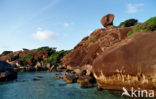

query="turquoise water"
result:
[0,72,121,99]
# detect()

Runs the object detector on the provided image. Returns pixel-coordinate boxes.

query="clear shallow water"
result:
[0,72,122,99]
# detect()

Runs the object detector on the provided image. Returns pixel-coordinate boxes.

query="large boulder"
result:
[100,14,114,27]
[0,61,17,81]
[92,32,156,91]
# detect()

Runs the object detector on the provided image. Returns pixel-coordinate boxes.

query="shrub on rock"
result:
[118,18,138,27]
[127,16,156,36]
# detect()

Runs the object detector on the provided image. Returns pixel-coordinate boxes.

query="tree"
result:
[118,19,138,27]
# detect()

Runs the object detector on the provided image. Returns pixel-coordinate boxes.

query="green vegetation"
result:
[118,19,138,27]
[127,16,156,36]
[20,52,36,65]
[43,50,71,66]
[37,46,56,56]
[15,46,71,66]
[91,36,99,43]
[10,55,19,61]
[84,41,89,45]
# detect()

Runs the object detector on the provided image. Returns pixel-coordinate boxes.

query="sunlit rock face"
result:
[61,14,132,70]
[100,14,114,27]
[61,26,132,69]
[92,32,156,91]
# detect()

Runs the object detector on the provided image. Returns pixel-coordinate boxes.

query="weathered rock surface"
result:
[80,81,93,88]
[54,76,63,79]
[0,61,17,81]
[63,74,78,83]
[100,14,114,27]
[61,26,132,69]
[93,32,156,91]
[0,48,58,72]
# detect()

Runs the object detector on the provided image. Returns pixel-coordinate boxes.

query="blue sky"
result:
[0,0,155,53]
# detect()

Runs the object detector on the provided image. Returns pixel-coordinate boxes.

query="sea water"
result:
[0,72,121,99]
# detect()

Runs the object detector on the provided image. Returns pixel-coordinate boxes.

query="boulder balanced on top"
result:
[100,14,114,27]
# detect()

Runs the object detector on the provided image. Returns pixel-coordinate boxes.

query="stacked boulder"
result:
[61,14,132,71]
[61,14,133,88]
[100,14,114,27]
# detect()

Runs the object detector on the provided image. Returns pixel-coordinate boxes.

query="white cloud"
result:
[126,3,144,14]
[32,28,56,42]
[64,23,70,27]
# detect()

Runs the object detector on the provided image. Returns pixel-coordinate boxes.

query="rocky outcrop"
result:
[0,47,69,72]
[61,14,156,91]
[92,32,156,91]
[61,14,132,69]
[0,61,17,81]
[61,26,132,69]
[0,51,13,56]
[63,74,78,83]
[61,14,133,89]
[100,14,114,27]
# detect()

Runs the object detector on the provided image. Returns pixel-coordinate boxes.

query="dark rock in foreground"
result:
[0,61,17,81]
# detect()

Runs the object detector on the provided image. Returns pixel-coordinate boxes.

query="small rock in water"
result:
[80,81,93,88]
[59,83,67,87]
[54,76,63,79]
[32,78,40,81]
[63,74,78,83]
[97,86,103,91]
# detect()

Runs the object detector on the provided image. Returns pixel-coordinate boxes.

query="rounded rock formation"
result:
[100,14,114,27]
[92,32,156,91]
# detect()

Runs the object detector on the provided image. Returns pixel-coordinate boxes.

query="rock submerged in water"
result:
[54,76,63,79]
[32,78,40,81]
[0,61,17,81]
[92,32,156,91]
[80,81,93,88]
[77,75,95,88]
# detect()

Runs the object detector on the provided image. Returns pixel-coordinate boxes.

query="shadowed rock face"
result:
[92,32,156,90]
[0,61,17,81]
[100,14,114,27]
[0,51,13,56]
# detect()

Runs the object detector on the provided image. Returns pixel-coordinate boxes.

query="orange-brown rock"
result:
[100,14,114,27]
[92,32,156,91]
[61,26,132,69]
[0,48,54,71]
[63,74,78,83]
